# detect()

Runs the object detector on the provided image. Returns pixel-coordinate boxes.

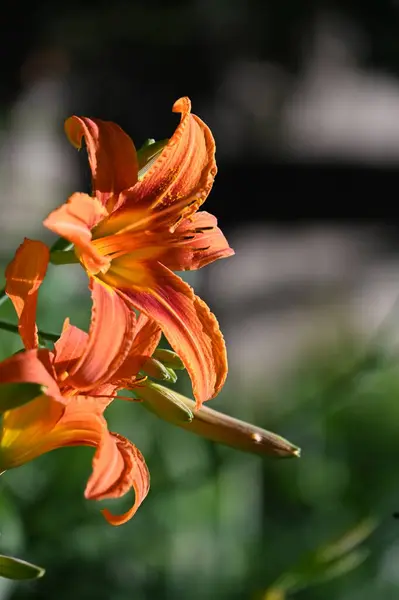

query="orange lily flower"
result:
[43,97,234,409]
[0,239,162,525]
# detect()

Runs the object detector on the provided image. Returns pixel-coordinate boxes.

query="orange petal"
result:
[5,239,49,349]
[85,432,150,526]
[160,211,235,271]
[53,320,88,376]
[65,280,136,391]
[131,314,162,358]
[102,260,227,408]
[65,116,139,208]
[43,192,110,275]
[111,314,162,387]
[124,97,217,226]
[0,349,60,397]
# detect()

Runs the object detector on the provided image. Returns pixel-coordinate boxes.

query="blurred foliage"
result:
[0,258,399,599]
[262,518,376,598]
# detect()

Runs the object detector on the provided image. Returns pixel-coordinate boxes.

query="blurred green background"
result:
[2,265,399,600]
[2,0,399,598]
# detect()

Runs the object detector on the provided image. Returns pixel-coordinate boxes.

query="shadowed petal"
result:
[160,211,235,271]
[111,314,162,387]
[65,116,138,208]
[65,280,136,391]
[102,260,227,408]
[5,239,49,349]
[43,192,110,275]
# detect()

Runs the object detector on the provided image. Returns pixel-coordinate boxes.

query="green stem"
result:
[0,320,59,343]
[0,288,8,309]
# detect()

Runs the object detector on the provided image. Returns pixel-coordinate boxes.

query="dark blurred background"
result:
[1,1,399,599]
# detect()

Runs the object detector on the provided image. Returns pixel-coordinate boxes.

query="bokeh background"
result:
[1,1,399,598]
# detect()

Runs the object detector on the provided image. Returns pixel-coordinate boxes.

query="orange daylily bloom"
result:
[44,97,234,409]
[0,239,162,525]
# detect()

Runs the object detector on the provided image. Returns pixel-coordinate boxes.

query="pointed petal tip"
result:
[100,504,136,527]
[172,96,191,114]
[64,116,83,149]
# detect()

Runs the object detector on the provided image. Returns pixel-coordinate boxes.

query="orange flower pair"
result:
[0,97,235,524]
[1,238,162,525]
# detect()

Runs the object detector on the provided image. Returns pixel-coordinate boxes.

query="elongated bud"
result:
[153,349,185,370]
[141,357,175,382]
[141,384,300,459]
[165,367,178,384]
[135,381,193,424]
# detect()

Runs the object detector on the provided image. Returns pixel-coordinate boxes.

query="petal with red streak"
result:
[43,192,110,275]
[85,431,150,526]
[102,260,227,407]
[65,116,138,208]
[65,280,136,391]
[123,97,217,226]
[160,211,235,271]
[5,239,49,349]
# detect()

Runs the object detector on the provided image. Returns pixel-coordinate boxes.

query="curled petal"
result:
[65,280,136,391]
[125,97,217,226]
[90,433,150,525]
[65,116,138,208]
[43,192,109,275]
[102,260,227,408]
[160,211,235,271]
[5,239,49,349]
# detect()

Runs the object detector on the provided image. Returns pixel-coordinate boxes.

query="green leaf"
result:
[0,383,45,413]
[49,250,79,266]
[0,555,45,580]
[137,138,168,179]
[49,237,73,253]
